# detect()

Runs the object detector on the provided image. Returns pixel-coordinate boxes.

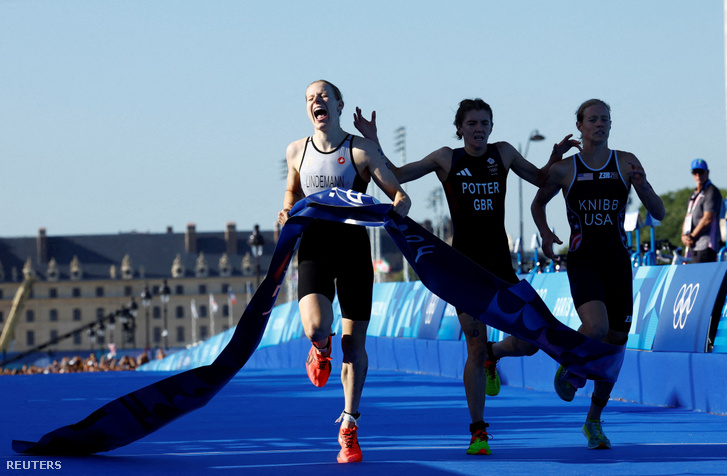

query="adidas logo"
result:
[456,168,473,177]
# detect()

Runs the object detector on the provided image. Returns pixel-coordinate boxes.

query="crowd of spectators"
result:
[1,348,167,375]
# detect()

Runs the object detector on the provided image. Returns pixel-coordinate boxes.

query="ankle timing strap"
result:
[335,410,361,426]
[469,421,489,434]
[314,333,336,351]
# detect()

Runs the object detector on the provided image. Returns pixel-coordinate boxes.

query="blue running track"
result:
[2,365,726,475]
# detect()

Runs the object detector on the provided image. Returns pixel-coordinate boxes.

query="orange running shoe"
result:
[337,426,363,463]
[305,336,332,387]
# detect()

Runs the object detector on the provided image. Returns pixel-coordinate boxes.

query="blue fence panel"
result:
[394,281,431,338]
[141,263,727,372]
[651,263,727,352]
[714,299,727,353]
[438,303,462,340]
[417,292,448,340]
[527,273,579,330]
[630,265,673,350]
[368,283,398,337]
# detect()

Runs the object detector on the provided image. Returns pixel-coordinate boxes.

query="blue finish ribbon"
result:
[13,188,622,455]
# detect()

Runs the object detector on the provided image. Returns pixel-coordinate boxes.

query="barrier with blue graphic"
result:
[141,262,727,373]
[715,299,727,353]
[524,272,580,330]
[650,262,727,352]
[630,266,666,350]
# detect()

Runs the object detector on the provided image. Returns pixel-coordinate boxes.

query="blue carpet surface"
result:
[2,368,726,475]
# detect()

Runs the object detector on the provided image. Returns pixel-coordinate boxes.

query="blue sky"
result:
[2,0,725,252]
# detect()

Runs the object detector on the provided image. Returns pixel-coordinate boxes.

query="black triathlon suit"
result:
[564,151,633,333]
[442,145,519,314]
[296,134,373,321]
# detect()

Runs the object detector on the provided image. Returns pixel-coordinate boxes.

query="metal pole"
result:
[162,304,168,350]
[395,126,409,282]
[518,130,545,271]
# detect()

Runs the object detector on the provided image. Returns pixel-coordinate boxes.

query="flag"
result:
[190,299,198,320]
[373,259,390,273]
[228,290,237,305]
[209,294,219,314]
[576,172,593,181]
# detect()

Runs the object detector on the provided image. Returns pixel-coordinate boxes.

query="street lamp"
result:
[117,308,128,349]
[95,320,105,349]
[140,285,152,350]
[118,306,136,348]
[517,129,545,273]
[106,311,116,344]
[87,327,96,351]
[159,279,171,350]
[248,225,265,288]
[128,298,138,349]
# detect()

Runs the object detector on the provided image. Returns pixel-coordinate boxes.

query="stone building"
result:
[0,223,278,355]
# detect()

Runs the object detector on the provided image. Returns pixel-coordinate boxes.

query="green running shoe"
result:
[484,359,501,396]
[554,365,576,402]
[582,420,611,449]
[466,428,492,455]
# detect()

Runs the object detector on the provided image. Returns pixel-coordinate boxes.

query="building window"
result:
[50,329,58,342]
[176,326,185,343]
[200,305,208,318]
[0,289,3,299]
[221,283,229,293]
[73,309,82,321]
[153,327,162,344]
[49,309,58,322]
[49,288,58,298]
[124,286,133,297]
[96,287,104,297]
[72,287,81,298]
[199,325,208,340]
[175,285,184,295]
[96,308,105,319]
[223,304,230,317]
[26,330,35,346]
[153,306,161,319]
[198,284,207,294]
[0,311,4,323]
[73,331,82,345]
[26,310,34,322]
[175,305,184,319]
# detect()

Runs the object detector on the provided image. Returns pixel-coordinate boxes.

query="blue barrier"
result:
[714,298,727,353]
[140,263,727,413]
[631,262,727,352]
[142,262,727,372]
[244,335,727,415]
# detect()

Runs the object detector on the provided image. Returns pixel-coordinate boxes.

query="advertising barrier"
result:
[634,262,727,352]
[142,263,727,373]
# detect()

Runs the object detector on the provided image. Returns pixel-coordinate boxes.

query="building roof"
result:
[0,227,277,283]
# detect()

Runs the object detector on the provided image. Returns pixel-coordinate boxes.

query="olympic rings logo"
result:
[672,283,699,330]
